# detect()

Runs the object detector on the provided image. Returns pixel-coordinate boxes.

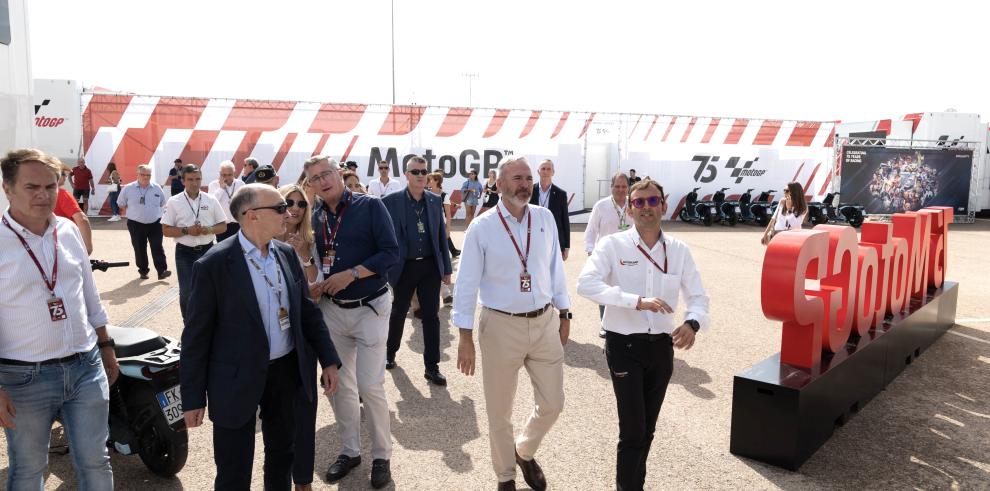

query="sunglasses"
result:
[378,166,390,170]
[242,202,288,215]
[286,198,308,209]
[407,169,429,176]
[631,196,665,209]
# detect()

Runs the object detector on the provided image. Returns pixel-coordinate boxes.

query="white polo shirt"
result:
[207,178,245,223]
[161,191,228,247]
[367,178,404,198]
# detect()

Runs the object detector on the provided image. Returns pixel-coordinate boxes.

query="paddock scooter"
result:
[748,189,777,227]
[91,260,188,477]
[712,187,740,226]
[738,189,755,222]
[678,187,717,226]
[809,192,866,227]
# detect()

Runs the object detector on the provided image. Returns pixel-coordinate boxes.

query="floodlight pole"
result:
[391,0,396,105]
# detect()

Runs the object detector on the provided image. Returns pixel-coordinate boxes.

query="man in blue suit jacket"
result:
[531,159,572,260]
[180,184,341,491]
[382,156,453,385]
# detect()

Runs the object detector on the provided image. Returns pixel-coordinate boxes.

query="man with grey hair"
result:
[530,159,571,261]
[181,183,341,490]
[241,157,260,184]
[454,155,571,491]
[208,160,245,242]
[584,171,631,337]
[117,164,171,280]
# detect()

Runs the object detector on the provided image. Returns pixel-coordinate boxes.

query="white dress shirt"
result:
[207,178,245,223]
[0,211,109,361]
[161,191,228,247]
[577,227,710,335]
[452,201,571,329]
[367,178,404,198]
[584,196,631,253]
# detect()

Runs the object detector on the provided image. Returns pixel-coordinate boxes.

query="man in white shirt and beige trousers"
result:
[577,178,710,491]
[454,156,571,491]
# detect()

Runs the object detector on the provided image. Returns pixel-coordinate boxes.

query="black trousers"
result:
[387,257,442,370]
[213,351,301,491]
[126,219,168,275]
[605,331,674,491]
[215,221,240,243]
[292,363,318,485]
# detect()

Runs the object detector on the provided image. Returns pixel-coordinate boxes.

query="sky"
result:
[26,0,990,123]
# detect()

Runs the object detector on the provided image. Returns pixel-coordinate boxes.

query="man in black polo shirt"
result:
[382,156,452,385]
[305,155,399,489]
[165,158,185,196]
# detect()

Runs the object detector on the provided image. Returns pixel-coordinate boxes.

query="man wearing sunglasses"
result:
[303,156,399,489]
[382,156,453,385]
[161,164,228,320]
[180,183,341,490]
[576,179,709,491]
[367,160,404,198]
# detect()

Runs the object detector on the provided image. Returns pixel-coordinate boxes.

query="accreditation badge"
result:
[48,296,68,321]
[519,273,532,293]
[278,308,290,331]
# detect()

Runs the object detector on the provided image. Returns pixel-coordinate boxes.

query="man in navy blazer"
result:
[531,159,572,260]
[382,155,453,385]
[180,184,341,490]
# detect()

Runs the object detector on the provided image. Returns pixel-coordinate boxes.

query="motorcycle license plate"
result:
[156,385,184,427]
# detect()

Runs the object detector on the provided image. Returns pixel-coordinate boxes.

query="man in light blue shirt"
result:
[117,164,171,280]
[238,231,294,359]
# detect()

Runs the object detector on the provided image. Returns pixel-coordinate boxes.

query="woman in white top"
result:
[762,181,808,245]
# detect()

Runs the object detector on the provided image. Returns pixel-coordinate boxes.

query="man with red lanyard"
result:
[453,156,571,491]
[0,148,119,489]
[576,178,710,491]
[304,156,399,489]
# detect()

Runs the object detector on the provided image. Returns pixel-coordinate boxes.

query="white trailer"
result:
[0,0,34,211]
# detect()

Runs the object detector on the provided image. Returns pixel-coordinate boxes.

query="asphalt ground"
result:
[2,218,989,490]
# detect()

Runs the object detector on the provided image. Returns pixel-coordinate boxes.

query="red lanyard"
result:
[3,216,59,295]
[635,237,668,274]
[322,197,350,252]
[497,208,531,273]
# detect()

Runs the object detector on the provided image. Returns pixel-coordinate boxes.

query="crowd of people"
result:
[0,149,710,491]
[867,153,938,214]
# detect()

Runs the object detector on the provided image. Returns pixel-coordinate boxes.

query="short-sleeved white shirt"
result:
[162,191,228,247]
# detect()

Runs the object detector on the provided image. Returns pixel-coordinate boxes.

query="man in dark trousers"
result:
[180,183,341,490]
[382,155,452,385]
[530,159,571,260]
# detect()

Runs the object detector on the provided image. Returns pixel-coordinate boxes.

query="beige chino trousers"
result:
[478,306,565,482]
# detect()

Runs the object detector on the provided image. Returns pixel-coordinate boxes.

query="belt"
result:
[327,287,389,310]
[176,242,213,252]
[0,350,90,366]
[486,303,552,318]
[618,332,671,342]
[406,256,434,262]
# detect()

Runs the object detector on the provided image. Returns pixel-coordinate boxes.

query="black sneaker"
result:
[139,273,149,280]
[158,270,172,280]
[325,454,361,483]
[424,369,447,386]
[371,459,392,489]
[385,358,397,370]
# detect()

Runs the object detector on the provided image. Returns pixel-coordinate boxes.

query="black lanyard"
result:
[184,193,202,221]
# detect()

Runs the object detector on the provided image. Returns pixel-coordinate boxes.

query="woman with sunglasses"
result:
[459,169,483,229]
[478,169,500,215]
[762,181,808,246]
[276,184,322,490]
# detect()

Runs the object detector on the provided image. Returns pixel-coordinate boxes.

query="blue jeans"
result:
[0,347,113,490]
[108,192,120,215]
[175,243,212,320]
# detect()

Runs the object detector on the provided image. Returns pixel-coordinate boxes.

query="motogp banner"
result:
[840,146,973,215]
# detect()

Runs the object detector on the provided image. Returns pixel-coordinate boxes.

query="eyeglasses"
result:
[286,198,308,209]
[631,196,664,209]
[407,169,429,176]
[137,173,152,177]
[308,171,337,183]
[242,202,288,215]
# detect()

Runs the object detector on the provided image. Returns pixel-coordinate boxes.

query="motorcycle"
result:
[808,192,866,228]
[712,187,741,226]
[91,259,188,477]
[738,188,755,222]
[748,189,778,227]
[678,187,718,226]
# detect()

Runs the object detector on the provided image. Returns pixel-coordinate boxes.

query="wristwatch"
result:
[559,312,573,320]
[97,338,116,349]
[181,227,189,235]
[303,256,316,266]
[349,267,360,279]
[685,319,700,333]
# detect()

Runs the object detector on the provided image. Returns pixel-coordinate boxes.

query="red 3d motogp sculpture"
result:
[761,206,952,369]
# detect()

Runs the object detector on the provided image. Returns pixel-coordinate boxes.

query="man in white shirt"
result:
[161,164,228,320]
[576,178,710,491]
[454,156,571,491]
[207,160,245,242]
[583,171,631,337]
[367,161,404,198]
[0,148,118,489]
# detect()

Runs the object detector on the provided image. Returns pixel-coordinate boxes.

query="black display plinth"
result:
[729,281,958,470]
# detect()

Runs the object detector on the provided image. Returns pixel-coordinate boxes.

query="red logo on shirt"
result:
[761,206,951,369]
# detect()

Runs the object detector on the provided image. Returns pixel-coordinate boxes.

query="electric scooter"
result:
[678,187,717,226]
[712,187,741,226]
[748,189,777,227]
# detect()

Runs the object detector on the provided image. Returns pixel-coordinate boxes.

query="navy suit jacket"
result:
[180,236,340,429]
[382,189,452,287]
[531,183,571,251]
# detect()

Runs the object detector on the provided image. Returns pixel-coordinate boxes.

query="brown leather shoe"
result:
[515,451,546,491]
[497,481,516,490]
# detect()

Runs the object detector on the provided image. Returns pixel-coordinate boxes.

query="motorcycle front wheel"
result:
[679,208,690,222]
[703,212,713,227]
